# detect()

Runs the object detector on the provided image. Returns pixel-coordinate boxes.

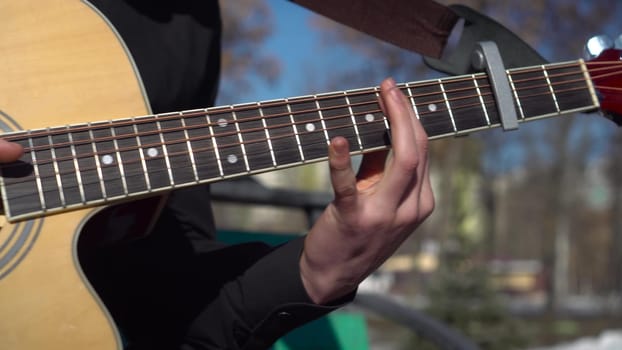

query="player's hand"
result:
[301,78,434,304]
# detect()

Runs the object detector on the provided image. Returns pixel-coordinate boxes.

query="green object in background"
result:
[273,313,369,350]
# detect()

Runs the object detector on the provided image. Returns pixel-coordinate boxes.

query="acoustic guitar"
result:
[1,1,620,349]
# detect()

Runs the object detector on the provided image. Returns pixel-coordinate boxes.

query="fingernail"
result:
[330,137,348,156]
[389,83,402,101]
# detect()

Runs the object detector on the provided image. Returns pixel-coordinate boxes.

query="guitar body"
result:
[0,1,149,348]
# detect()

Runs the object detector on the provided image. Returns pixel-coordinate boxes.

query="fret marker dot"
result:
[227,154,238,164]
[218,118,228,128]
[101,154,114,165]
[147,147,159,158]
[365,113,375,122]
[428,103,437,112]
[305,123,315,132]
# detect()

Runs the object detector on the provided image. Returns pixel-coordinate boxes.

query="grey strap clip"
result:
[472,41,519,131]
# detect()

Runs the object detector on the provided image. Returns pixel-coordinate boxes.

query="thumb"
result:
[328,137,357,208]
[0,139,24,163]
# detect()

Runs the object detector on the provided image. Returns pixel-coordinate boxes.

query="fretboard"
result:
[0,59,599,221]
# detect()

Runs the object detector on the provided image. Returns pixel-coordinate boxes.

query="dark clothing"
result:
[80,1,348,349]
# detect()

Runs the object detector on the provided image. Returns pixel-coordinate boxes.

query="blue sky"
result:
[259,1,315,99]
[237,0,370,103]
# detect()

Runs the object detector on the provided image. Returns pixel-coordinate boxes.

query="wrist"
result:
[299,248,359,305]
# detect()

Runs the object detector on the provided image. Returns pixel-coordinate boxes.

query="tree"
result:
[219,0,280,103]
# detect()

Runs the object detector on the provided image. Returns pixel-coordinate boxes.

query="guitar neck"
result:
[0,59,599,221]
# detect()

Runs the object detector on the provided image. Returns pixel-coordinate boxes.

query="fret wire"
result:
[110,126,129,196]
[0,68,560,152]
[28,133,47,211]
[506,73,525,120]
[313,95,331,145]
[579,59,601,107]
[506,73,586,94]
[438,80,458,134]
[155,119,175,186]
[542,65,561,113]
[3,63,591,148]
[370,86,390,130]
[28,103,378,170]
[47,131,66,208]
[132,119,152,192]
[4,117,382,204]
[230,107,250,173]
[4,113,502,207]
[2,62,601,220]
[205,112,225,178]
[2,120,390,214]
[18,95,596,178]
[0,82,511,158]
[67,128,86,203]
[285,98,305,161]
[343,91,363,150]
[3,80,576,178]
[258,102,278,167]
[0,66,600,180]
[405,82,421,119]
[23,108,370,183]
[179,113,200,182]
[508,61,584,84]
[509,85,590,102]
[472,74,491,126]
[88,124,108,199]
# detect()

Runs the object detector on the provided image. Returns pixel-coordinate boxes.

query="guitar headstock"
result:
[586,48,622,125]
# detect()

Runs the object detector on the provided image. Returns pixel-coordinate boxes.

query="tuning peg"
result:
[585,35,614,59]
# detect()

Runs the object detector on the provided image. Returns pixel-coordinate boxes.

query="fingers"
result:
[377,78,422,205]
[328,78,432,218]
[328,137,357,208]
[398,149,434,221]
[0,139,24,163]
[379,77,432,221]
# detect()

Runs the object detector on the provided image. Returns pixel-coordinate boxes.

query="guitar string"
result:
[0,65,600,191]
[6,62,598,158]
[37,62,608,161]
[1,84,591,204]
[0,65,602,193]
[22,85,495,155]
[4,119,393,205]
[0,97,608,208]
[585,61,622,90]
[3,62,609,174]
[0,60,585,146]
[1,63,617,204]
[2,92,505,203]
[5,75,588,174]
[3,76,489,141]
[2,60,593,144]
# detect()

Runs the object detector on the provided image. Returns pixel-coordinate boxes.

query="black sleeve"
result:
[182,236,356,350]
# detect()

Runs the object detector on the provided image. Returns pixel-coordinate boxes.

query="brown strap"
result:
[291,0,458,58]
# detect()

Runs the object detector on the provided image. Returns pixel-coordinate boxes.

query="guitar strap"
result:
[291,0,459,58]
